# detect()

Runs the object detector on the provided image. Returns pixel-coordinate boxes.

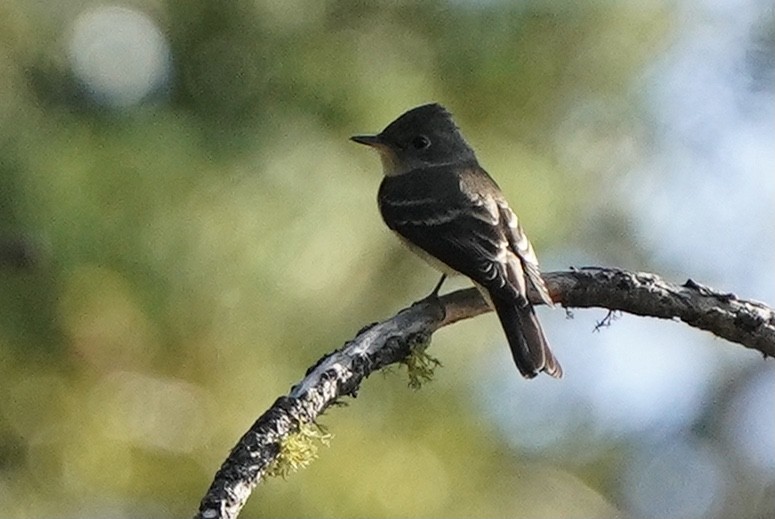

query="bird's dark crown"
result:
[378,103,476,165]
[382,103,455,136]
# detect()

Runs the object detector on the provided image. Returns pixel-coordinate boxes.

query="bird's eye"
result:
[411,135,431,150]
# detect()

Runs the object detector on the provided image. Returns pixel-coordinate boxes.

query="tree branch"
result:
[194,267,774,519]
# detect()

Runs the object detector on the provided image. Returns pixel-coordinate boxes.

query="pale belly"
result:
[394,233,461,276]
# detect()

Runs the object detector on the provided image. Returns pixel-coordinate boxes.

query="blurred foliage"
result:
[0,0,772,518]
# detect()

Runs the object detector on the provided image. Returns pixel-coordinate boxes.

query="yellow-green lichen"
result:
[265,423,332,479]
[402,334,441,389]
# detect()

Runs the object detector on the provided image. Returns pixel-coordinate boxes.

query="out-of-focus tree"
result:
[0,1,772,517]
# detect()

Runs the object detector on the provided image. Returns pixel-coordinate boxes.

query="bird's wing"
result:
[496,203,554,307]
[378,166,525,302]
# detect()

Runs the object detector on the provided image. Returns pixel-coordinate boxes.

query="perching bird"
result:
[351,103,561,379]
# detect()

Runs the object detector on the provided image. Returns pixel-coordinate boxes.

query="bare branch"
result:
[542,268,775,357]
[194,267,774,519]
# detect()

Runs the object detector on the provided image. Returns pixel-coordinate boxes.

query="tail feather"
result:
[491,295,562,379]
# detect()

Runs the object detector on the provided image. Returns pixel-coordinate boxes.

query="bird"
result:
[351,103,562,379]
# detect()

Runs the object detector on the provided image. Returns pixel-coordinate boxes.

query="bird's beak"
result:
[350,134,383,147]
[351,134,401,175]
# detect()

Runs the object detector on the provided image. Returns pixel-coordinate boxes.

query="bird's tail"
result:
[491,295,562,379]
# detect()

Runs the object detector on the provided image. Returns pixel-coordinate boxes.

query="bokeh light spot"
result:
[723,368,775,477]
[90,371,212,453]
[621,439,726,519]
[68,4,171,107]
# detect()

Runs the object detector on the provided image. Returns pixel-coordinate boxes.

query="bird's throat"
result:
[379,152,411,177]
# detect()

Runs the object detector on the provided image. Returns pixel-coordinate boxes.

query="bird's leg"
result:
[413,274,447,320]
[430,274,447,298]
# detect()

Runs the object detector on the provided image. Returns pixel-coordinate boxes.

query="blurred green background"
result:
[0,0,773,517]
